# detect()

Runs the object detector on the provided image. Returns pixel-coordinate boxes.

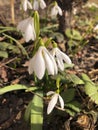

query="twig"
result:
[0,57,17,68]
[10,0,15,24]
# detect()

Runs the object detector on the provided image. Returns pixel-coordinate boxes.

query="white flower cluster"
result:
[17,0,62,42]
[28,46,72,79]
[17,0,67,115]
[22,0,46,11]
[28,45,71,114]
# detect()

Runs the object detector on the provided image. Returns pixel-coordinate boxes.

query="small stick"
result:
[10,0,15,24]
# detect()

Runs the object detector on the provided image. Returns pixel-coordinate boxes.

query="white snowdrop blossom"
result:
[33,0,46,10]
[17,17,36,42]
[51,48,72,71]
[47,91,64,114]
[28,46,58,79]
[51,3,62,17]
[94,24,98,32]
[22,0,32,11]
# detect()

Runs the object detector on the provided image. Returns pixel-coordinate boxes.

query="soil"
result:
[0,0,98,130]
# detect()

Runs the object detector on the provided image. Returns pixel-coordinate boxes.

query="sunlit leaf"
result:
[31,91,43,130]
[65,28,73,39]
[0,84,38,95]
[72,29,82,40]
[0,84,27,95]
[82,73,98,104]
[34,11,40,39]
[64,63,74,69]
[0,51,8,58]
[68,74,84,85]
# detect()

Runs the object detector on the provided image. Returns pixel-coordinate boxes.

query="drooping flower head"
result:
[47,91,64,114]
[22,0,33,11]
[33,0,46,10]
[28,46,58,79]
[51,1,62,17]
[51,47,72,71]
[17,17,36,42]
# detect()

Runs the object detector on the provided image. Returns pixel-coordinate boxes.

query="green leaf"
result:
[24,100,33,122]
[82,73,98,104]
[52,32,64,43]
[64,63,74,69]
[34,11,40,39]
[0,51,8,58]
[0,84,28,95]
[65,29,73,39]
[0,42,20,54]
[0,84,38,95]
[65,101,81,113]
[68,74,84,85]
[3,33,29,58]
[61,88,75,103]
[72,29,82,40]
[65,29,82,40]
[31,91,43,130]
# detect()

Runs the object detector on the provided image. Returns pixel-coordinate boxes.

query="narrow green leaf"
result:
[64,63,74,69]
[65,108,76,116]
[34,11,40,39]
[65,101,81,113]
[31,91,43,130]
[0,84,27,95]
[3,33,29,58]
[68,74,84,85]
[24,100,33,122]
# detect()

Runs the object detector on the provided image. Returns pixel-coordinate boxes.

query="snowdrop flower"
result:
[17,17,36,42]
[28,46,58,79]
[33,0,46,10]
[22,0,32,11]
[47,91,64,114]
[94,24,98,32]
[51,2,62,17]
[51,47,72,71]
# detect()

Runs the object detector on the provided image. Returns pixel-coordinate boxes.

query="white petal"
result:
[22,0,27,11]
[28,47,45,79]
[57,56,64,71]
[24,23,33,42]
[51,6,58,17]
[47,94,58,114]
[57,6,62,16]
[57,49,72,64]
[28,56,35,74]
[24,19,36,42]
[33,0,39,10]
[17,18,29,32]
[27,1,33,9]
[47,91,55,96]
[94,24,98,31]
[17,17,36,42]
[40,0,46,9]
[43,48,55,75]
[58,95,64,109]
